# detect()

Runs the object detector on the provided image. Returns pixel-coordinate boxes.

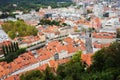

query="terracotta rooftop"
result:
[81,53,93,66]
[92,32,116,39]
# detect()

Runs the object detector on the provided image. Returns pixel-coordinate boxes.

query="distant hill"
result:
[0,0,72,12]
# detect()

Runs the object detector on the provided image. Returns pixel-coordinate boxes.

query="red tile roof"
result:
[81,53,93,66]
[0,52,38,79]
[93,42,110,48]
[92,32,116,39]
[64,37,73,43]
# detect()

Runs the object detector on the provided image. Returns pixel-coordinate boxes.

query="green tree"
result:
[64,76,73,80]
[13,42,18,51]
[5,45,9,54]
[57,65,66,79]
[20,70,43,80]
[90,48,106,72]
[57,51,84,80]
[90,42,120,72]
[16,42,19,50]
[2,45,6,56]
[43,66,56,80]
[87,9,93,14]
[10,42,15,52]
[104,42,120,68]
[62,23,67,26]
[8,45,12,53]
[2,20,38,39]
[71,50,82,62]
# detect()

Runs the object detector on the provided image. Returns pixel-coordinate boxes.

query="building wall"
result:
[59,50,68,59]
[92,38,116,44]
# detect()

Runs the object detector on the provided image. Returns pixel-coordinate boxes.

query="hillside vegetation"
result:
[0,0,72,12]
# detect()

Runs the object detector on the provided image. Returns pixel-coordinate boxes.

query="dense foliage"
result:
[20,42,120,80]
[2,20,38,39]
[0,42,26,63]
[0,13,16,19]
[20,67,57,80]
[2,42,19,55]
[5,48,26,63]
[0,0,73,12]
[39,19,68,26]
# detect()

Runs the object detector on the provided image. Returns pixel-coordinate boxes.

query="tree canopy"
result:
[0,0,73,12]
[39,19,68,26]
[1,42,26,63]
[91,42,120,71]
[2,20,38,39]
